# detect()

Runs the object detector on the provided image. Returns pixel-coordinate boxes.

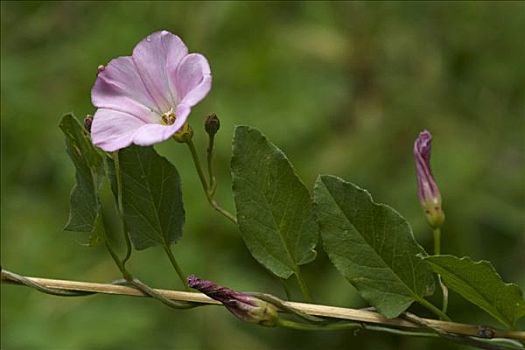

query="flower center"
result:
[161,109,176,125]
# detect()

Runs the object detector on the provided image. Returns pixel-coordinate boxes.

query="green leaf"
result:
[314,175,435,318]
[231,126,318,279]
[425,255,525,328]
[118,145,184,250]
[59,114,104,236]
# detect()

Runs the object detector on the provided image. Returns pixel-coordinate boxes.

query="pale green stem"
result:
[280,279,292,300]
[206,133,217,196]
[184,139,237,224]
[433,227,441,255]
[294,268,312,303]
[277,319,439,338]
[418,297,451,321]
[433,227,449,314]
[100,214,192,309]
[162,244,189,291]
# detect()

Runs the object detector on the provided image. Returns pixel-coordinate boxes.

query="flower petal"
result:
[132,31,188,112]
[132,104,191,146]
[92,56,160,123]
[91,109,146,152]
[173,53,212,107]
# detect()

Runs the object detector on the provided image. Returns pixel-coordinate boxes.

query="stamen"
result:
[161,109,176,125]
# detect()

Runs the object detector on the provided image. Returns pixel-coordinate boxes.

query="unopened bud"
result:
[188,275,278,327]
[204,113,220,136]
[84,114,93,133]
[414,130,445,228]
[172,123,194,143]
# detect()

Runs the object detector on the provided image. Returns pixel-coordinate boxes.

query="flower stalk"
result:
[180,135,237,224]
[205,113,220,196]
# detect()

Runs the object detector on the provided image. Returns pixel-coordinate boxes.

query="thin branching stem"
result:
[183,139,237,224]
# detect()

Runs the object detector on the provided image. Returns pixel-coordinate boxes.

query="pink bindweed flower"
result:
[90,31,211,152]
[414,130,445,228]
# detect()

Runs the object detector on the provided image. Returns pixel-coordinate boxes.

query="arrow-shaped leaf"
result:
[59,114,104,239]
[425,255,525,328]
[314,175,435,318]
[231,126,318,279]
[118,145,184,250]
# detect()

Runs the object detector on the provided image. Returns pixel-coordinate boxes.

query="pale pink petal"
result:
[173,53,212,107]
[91,109,146,152]
[132,104,191,145]
[132,31,188,113]
[92,56,160,123]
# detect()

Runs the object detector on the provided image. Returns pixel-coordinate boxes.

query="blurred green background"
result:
[1,1,524,349]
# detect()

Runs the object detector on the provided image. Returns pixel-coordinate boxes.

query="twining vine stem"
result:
[2,270,524,350]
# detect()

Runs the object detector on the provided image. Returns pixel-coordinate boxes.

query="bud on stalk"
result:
[414,130,445,228]
[204,113,220,136]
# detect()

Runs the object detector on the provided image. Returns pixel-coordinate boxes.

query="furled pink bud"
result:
[414,130,445,228]
[188,275,278,327]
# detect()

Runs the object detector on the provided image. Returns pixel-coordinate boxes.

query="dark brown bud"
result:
[204,113,220,136]
[84,114,93,133]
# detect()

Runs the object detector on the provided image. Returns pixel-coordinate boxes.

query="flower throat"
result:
[161,109,176,125]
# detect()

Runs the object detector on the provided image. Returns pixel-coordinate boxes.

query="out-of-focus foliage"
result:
[1,2,524,349]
